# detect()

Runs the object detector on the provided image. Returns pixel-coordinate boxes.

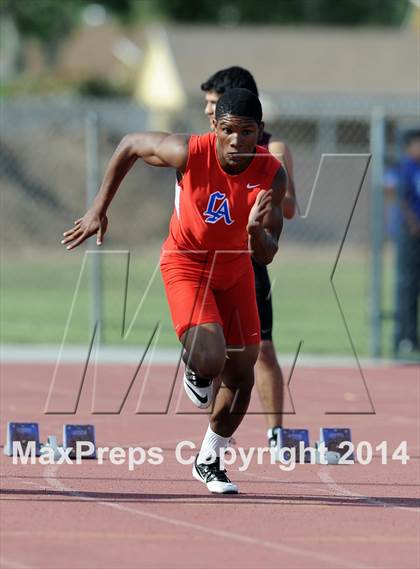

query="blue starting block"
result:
[277,428,311,463]
[319,428,354,461]
[4,422,41,456]
[63,424,96,459]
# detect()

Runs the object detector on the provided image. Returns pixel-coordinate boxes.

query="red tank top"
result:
[163,132,281,254]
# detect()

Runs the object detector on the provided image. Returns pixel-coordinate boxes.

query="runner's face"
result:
[204,91,220,128]
[213,115,261,172]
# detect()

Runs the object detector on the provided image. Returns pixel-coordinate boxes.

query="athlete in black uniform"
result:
[200,67,297,456]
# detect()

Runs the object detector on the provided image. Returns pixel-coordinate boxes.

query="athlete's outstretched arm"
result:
[247,166,286,265]
[268,140,296,219]
[61,132,189,250]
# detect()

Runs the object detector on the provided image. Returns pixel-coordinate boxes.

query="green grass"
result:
[1,246,394,356]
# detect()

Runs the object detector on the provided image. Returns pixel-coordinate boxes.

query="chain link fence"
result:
[1,95,418,355]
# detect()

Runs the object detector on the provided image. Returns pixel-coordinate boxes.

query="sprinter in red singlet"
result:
[61,89,286,494]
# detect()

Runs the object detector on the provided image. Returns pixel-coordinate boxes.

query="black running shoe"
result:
[183,366,213,409]
[192,456,238,494]
[268,426,283,462]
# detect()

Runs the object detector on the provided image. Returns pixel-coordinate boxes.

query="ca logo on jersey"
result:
[203,191,234,225]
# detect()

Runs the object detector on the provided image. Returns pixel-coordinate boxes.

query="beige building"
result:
[54,21,419,98]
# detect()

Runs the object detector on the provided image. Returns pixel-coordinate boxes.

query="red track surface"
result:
[1,361,419,569]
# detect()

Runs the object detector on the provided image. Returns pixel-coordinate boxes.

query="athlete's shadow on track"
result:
[2,488,420,509]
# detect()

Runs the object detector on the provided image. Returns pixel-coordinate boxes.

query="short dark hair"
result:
[404,129,420,146]
[215,88,262,124]
[201,66,259,97]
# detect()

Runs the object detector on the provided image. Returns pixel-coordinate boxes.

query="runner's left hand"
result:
[247,189,272,236]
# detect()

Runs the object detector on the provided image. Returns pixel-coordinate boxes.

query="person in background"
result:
[394,129,420,358]
[200,66,297,453]
[383,158,401,243]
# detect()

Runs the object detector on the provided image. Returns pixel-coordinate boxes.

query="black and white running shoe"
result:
[192,456,238,494]
[183,366,213,409]
[268,426,282,462]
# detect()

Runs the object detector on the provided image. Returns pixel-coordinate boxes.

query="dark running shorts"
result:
[252,258,273,341]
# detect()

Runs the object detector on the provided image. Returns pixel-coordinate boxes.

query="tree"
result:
[154,0,409,26]
[0,0,139,70]
[1,0,83,67]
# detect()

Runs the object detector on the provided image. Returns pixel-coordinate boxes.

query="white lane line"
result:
[318,468,420,514]
[37,464,373,569]
[1,344,404,367]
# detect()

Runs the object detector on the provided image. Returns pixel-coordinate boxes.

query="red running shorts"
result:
[160,249,261,346]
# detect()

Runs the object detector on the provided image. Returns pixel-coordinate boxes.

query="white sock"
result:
[197,425,230,464]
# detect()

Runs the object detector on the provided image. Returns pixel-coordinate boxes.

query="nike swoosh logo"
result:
[246,183,260,189]
[186,383,208,404]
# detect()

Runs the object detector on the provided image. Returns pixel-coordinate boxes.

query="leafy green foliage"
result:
[1,0,410,44]
[1,0,83,43]
[0,0,139,45]
[155,0,409,26]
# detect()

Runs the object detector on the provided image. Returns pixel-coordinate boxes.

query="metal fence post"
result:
[369,107,385,358]
[85,111,103,343]
[317,117,337,154]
